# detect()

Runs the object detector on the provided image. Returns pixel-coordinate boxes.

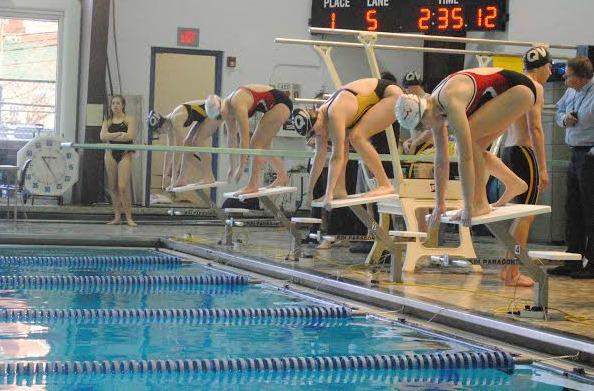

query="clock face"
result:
[17,135,79,196]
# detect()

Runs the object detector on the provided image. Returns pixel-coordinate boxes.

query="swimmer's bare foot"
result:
[502,266,534,287]
[333,188,348,199]
[126,218,138,227]
[361,185,395,198]
[106,218,121,225]
[449,203,491,225]
[233,184,259,196]
[493,177,528,207]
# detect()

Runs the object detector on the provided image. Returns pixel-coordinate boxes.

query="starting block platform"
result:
[225,186,301,261]
[170,181,227,193]
[311,193,398,209]
[224,186,297,201]
[440,204,552,226]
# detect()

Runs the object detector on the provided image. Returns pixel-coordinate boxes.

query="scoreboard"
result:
[310,0,508,33]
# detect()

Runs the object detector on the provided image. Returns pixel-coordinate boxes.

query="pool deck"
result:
[1,219,593,364]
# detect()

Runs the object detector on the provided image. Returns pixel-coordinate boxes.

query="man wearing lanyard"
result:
[552,56,594,278]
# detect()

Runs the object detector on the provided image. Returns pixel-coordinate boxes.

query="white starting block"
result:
[374,180,477,273]
[528,251,582,261]
[219,208,250,246]
[170,181,227,193]
[224,186,298,201]
[439,203,569,317]
[311,193,399,209]
[290,217,322,260]
[312,192,406,282]
[225,186,301,261]
[440,204,552,226]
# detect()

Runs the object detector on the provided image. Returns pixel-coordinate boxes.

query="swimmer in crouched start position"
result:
[292,78,402,207]
[148,100,222,190]
[205,85,293,195]
[395,67,540,226]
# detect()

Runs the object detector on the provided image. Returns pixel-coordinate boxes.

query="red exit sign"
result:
[177,28,199,47]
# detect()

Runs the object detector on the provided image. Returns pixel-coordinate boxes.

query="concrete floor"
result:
[0,218,593,343]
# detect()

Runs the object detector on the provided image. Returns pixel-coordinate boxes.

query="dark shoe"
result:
[548,264,581,276]
[570,267,594,279]
[349,241,373,254]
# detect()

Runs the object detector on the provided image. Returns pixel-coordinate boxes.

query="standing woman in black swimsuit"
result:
[100,95,138,226]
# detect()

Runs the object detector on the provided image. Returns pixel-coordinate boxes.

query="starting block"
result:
[225,186,302,261]
[311,193,399,209]
[170,181,232,245]
[439,203,573,317]
[290,217,322,259]
[313,192,406,282]
[219,208,250,246]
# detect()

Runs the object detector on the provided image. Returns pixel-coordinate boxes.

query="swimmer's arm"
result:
[99,121,123,142]
[224,121,239,175]
[445,100,475,214]
[414,129,434,149]
[527,84,548,186]
[325,126,346,199]
[234,108,251,151]
[113,116,137,142]
[432,123,450,209]
[307,135,328,200]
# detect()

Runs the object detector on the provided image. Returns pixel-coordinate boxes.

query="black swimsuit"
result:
[108,121,133,163]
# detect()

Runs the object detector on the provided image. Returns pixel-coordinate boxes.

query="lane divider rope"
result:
[0,366,511,386]
[0,275,248,288]
[0,306,352,323]
[6,283,249,295]
[0,351,515,376]
[0,254,181,266]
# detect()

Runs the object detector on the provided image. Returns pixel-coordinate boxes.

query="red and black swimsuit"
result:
[238,87,293,118]
[435,69,537,116]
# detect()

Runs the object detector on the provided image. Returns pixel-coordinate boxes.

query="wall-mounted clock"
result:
[16,134,79,196]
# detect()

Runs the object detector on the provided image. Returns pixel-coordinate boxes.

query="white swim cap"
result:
[395,94,427,130]
[205,95,222,119]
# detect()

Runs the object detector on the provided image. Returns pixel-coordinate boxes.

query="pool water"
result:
[0,247,590,390]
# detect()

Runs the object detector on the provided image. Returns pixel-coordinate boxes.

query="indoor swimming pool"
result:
[0,246,591,390]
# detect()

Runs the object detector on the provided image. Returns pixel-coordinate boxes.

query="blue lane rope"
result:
[0,306,352,323]
[8,282,249,295]
[0,275,248,289]
[0,351,515,376]
[1,367,511,387]
[0,254,181,266]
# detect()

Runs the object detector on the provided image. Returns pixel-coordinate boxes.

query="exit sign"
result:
[177,28,199,47]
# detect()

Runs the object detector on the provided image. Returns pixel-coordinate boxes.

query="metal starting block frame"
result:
[224,187,301,261]
[291,217,322,260]
[312,193,405,282]
[440,204,581,318]
[220,208,250,246]
[170,182,231,245]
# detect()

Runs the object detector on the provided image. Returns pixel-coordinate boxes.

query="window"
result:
[0,17,58,141]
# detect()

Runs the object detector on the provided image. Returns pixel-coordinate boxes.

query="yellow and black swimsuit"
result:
[327,79,398,128]
[182,103,207,127]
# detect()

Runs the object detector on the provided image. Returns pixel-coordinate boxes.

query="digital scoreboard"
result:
[310,0,508,33]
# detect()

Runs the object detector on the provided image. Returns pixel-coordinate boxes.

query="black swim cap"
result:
[524,46,551,70]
